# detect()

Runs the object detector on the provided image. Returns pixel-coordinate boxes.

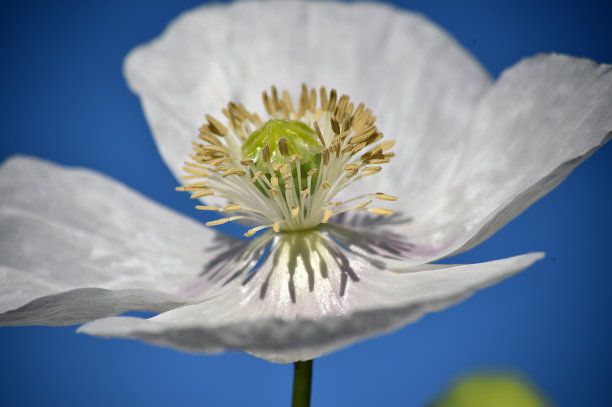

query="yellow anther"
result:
[200,145,228,155]
[205,114,228,136]
[322,182,331,189]
[291,206,300,218]
[195,205,219,211]
[241,158,254,166]
[375,193,397,201]
[344,164,358,179]
[182,166,208,177]
[313,122,326,146]
[190,191,214,199]
[244,225,268,237]
[209,157,233,166]
[351,142,367,155]
[176,181,209,190]
[273,221,281,233]
[360,166,382,177]
[222,168,246,178]
[307,168,318,176]
[322,209,333,223]
[369,208,394,216]
[222,204,243,212]
[300,189,310,197]
[271,176,279,187]
[206,218,231,226]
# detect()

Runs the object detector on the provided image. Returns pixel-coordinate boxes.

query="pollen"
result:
[177,85,397,236]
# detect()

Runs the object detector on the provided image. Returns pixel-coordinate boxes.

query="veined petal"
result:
[0,156,221,324]
[0,272,188,326]
[124,0,491,199]
[78,226,543,363]
[387,54,611,263]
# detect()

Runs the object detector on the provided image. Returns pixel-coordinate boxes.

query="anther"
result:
[190,191,214,199]
[206,218,231,226]
[262,143,270,162]
[278,137,290,156]
[369,208,394,216]
[322,209,333,223]
[205,114,228,136]
[195,205,219,211]
[322,149,330,165]
[222,204,243,212]
[375,193,397,201]
[314,122,325,146]
[222,168,246,178]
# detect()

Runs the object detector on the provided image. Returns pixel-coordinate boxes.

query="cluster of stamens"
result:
[177,85,397,237]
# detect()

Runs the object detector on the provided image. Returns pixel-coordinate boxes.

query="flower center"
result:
[176,85,397,236]
[242,119,321,167]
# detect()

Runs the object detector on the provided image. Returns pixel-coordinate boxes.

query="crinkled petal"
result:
[125,0,491,200]
[79,226,543,363]
[387,54,611,263]
[0,276,188,326]
[0,156,219,324]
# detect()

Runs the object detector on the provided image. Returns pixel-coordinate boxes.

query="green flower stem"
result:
[291,360,313,407]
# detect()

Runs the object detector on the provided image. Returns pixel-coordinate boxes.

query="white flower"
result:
[0,1,609,364]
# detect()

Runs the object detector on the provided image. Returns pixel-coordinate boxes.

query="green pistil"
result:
[242,119,322,167]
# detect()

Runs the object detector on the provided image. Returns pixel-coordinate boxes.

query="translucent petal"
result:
[79,226,543,363]
[0,156,218,324]
[387,54,611,263]
[124,0,491,200]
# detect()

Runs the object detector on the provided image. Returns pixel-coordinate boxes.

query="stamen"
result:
[222,168,246,177]
[190,191,214,199]
[244,225,270,237]
[369,208,394,216]
[178,84,396,234]
[222,204,243,212]
[322,209,333,223]
[205,114,228,136]
[375,193,398,201]
[313,122,325,146]
[195,205,219,211]
[206,218,231,226]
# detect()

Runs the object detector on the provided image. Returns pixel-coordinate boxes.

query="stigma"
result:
[177,85,397,237]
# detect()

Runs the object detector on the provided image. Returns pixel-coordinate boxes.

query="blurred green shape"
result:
[433,373,550,407]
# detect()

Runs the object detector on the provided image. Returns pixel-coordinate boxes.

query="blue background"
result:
[1,0,610,405]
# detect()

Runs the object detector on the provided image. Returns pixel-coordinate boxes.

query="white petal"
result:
[0,271,188,326]
[0,156,216,324]
[389,54,611,263]
[125,0,491,199]
[79,226,543,363]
